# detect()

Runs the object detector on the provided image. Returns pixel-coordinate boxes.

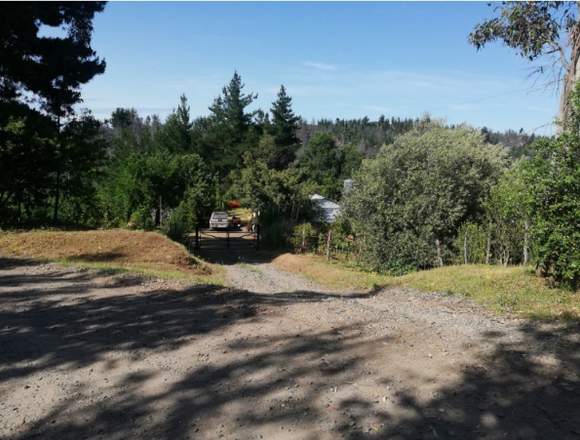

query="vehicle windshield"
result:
[212,212,228,219]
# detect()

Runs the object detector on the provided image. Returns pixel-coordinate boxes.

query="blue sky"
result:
[79,1,560,134]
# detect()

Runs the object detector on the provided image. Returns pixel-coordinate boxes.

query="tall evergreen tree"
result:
[204,72,258,174]
[0,2,107,225]
[209,71,257,142]
[269,85,300,170]
[159,94,193,153]
[0,2,107,113]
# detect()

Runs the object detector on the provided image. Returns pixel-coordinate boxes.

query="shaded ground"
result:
[1,256,579,440]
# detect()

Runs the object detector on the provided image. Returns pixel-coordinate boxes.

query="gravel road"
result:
[1,256,579,440]
[226,262,333,294]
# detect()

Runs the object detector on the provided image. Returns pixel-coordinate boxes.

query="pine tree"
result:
[205,72,257,173]
[209,71,257,144]
[159,94,193,153]
[269,85,300,169]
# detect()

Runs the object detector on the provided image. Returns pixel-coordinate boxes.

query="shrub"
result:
[453,222,488,264]
[291,222,319,253]
[163,202,194,242]
[343,124,507,273]
[129,207,155,230]
[522,129,580,289]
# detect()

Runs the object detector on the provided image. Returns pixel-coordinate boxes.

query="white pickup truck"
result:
[209,211,229,230]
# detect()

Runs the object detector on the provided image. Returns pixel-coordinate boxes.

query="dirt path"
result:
[1,256,579,440]
[226,262,332,294]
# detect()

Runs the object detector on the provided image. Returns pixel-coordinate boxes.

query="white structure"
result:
[310,194,341,223]
[343,178,353,195]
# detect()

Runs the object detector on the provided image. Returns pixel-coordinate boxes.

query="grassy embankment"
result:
[0,229,225,285]
[272,253,580,321]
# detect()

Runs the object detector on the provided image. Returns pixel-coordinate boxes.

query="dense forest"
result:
[0,2,577,288]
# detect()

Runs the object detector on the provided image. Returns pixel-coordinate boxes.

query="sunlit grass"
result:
[272,253,580,321]
[0,229,225,286]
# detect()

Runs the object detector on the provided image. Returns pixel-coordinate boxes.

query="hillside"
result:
[0,229,222,283]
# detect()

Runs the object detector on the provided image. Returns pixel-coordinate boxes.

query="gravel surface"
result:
[226,262,333,294]
[1,256,579,440]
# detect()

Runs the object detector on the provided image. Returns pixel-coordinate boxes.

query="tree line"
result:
[0,2,577,289]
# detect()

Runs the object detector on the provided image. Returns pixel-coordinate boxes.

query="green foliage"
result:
[453,222,488,264]
[200,72,260,178]
[129,207,155,230]
[485,164,530,266]
[521,116,580,289]
[298,133,361,200]
[163,201,195,242]
[469,2,570,62]
[269,85,300,169]
[0,103,56,225]
[301,116,426,158]
[0,2,106,115]
[343,124,507,273]
[157,95,193,153]
[291,222,319,252]
[98,150,214,230]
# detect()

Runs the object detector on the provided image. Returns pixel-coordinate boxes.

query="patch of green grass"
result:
[398,265,579,320]
[272,253,580,321]
[272,253,390,290]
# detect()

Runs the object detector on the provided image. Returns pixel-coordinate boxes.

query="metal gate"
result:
[188,226,260,256]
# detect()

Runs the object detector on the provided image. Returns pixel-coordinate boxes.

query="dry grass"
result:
[0,229,224,285]
[273,253,389,290]
[228,208,253,224]
[272,253,580,321]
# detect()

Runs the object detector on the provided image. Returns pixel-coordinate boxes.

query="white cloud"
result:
[303,61,337,71]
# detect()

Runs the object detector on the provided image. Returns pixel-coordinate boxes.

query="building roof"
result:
[309,194,340,209]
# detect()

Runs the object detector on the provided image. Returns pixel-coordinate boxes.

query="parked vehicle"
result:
[209,211,229,230]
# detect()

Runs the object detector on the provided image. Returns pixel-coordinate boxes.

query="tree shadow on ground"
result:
[342,322,580,440]
[195,248,287,265]
[1,257,579,439]
[68,251,127,262]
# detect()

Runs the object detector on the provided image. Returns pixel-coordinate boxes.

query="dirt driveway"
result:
[0,257,579,440]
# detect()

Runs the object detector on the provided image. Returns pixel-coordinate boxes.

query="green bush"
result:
[343,124,507,273]
[163,202,194,242]
[129,207,155,230]
[453,222,488,264]
[291,222,319,252]
[522,111,580,288]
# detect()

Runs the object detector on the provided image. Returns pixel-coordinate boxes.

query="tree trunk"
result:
[52,115,62,226]
[435,239,443,267]
[558,23,580,128]
[463,232,468,264]
[52,169,60,225]
[326,230,332,261]
[523,221,529,265]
